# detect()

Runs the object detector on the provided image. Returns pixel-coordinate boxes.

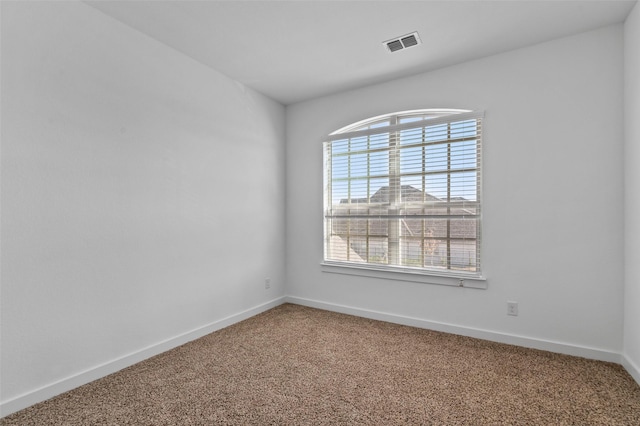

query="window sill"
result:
[321,261,487,289]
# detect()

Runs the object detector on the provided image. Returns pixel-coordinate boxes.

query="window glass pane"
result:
[349,178,369,201]
[450,140,477,170]
[399,116,424,124]
[369,178,389,201]
[425,123,448,142]
[450,171,477,201]
[400,237,423,267]
[350,136,368,152]
[327,236,365,263]
[425,144,448,172]
[450,204,478,216]
[449,239,477,271]
[331,180,349,205]
[450,119,477,139]
[368,133,390,150]
[450,218,477,239]
[331,139,349,154]
[348,218,368,237]
[425,240,448,269]
[332,155,348,176]
[425,219,448,237]
[423,238,445,268]
[400,146,423,174]
[368,217,387,236]
[401,184,425,202]
[425,173,448,199]
[369,151,389,177]
[330,216,347,236]
[368,236,388,264]
[369,120,390,129]
[400,176,423,198]
[400,218,421,237]
[350,153,368,178]
[348,236,368,262]
[399,127,423,145]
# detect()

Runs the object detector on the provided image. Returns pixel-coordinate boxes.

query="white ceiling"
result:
[86,0,637,105]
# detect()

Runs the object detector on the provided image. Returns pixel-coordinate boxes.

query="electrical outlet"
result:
[264,277,271,289]
[507,301,518,316]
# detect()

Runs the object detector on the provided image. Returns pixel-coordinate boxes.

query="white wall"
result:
[0,1,285,415]
[624,1,640,384]
[286,25,625,359]
[1,1,635,418]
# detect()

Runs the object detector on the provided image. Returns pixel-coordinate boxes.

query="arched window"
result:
[323,109,484,279]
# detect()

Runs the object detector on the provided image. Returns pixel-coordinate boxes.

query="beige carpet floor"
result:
[2,303,639,425]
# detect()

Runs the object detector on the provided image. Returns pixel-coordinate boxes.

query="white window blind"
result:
[323,109,483,278]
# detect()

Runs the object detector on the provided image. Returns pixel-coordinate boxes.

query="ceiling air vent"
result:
[383,32,421,53]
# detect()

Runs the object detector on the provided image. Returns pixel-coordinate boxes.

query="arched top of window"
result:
[330,109,474,136]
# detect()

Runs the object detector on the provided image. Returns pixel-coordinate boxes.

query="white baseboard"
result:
[3,295,632,418]
[285,296,622,364]
[622,353,640,386]
[0,297,286,418]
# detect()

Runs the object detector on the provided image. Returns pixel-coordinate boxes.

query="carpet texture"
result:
[2,303,639,425]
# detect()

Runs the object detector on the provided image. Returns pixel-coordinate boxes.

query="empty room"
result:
[1,0,640,424]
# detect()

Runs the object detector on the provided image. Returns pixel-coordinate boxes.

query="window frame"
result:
[322,109,486,288]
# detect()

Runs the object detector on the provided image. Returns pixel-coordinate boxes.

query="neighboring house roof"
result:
[330,185,477,266]
[340,185,440,204]
[333,185,477,241]
[370,185,441,203]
